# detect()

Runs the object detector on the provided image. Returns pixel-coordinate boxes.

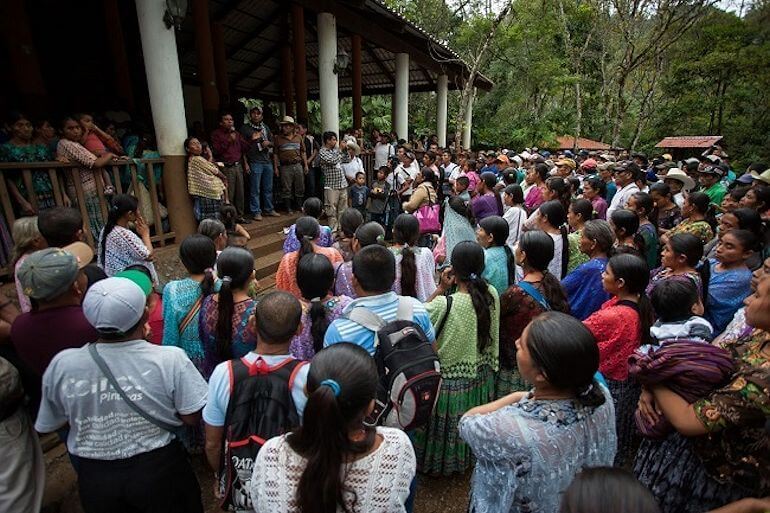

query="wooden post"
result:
[352,34,363,130]
[104,0,136,111]
[292,5,308,123]
[211,21,230,103]
[192,0,220,131]
[0,0,48,116]
[281,34,295,118]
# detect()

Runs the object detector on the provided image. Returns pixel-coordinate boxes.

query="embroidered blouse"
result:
[425,286,500,379]
[459,388,616,513]
[198,295,257,379]
[97,225,158,283]
[289,295,352,361]
[391,246,437,302]
[275,247,344,299]
[583,297,641,381]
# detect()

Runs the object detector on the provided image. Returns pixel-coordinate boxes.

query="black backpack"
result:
[219,357,307,511]
[346,298,442,430]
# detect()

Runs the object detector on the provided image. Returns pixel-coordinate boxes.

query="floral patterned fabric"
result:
[0,142,55,211]
[691,329,770,494]
[646,267,703,298]
[198,295,257,379]
[666,218,714,245]
[289,295,352,361]
[275,247,344,299]
[657,205,682,231]
[57,138,105,241]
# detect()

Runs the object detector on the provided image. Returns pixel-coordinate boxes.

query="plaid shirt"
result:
[319,147,350,190]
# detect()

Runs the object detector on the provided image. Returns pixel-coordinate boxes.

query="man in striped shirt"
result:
[324,245,435,354]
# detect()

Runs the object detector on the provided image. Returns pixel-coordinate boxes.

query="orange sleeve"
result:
[275,254,293,292]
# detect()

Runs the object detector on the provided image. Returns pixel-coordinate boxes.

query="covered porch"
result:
[0,0,490,275]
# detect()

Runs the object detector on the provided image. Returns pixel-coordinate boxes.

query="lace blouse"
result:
[250,427,416,513]
[391,246,437,302]
[459,388,616,513]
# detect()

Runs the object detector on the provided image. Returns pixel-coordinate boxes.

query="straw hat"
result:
[346,141,361,156]
[663,168,695,191]
[279,116,296,125]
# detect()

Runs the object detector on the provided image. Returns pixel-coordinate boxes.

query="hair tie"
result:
[310,297,321,303]
[403,242,410,248]
[319,379,341,397]
[579,383,594,397]
[204,267,214,275]
[469,272,478,281]
[222,275,232,284]
[376,234,385,244]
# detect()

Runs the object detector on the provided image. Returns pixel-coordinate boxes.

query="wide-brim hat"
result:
[279,116,296,125]
[753,169,770,185]
[346,141,361,156]
[663,168,695,191]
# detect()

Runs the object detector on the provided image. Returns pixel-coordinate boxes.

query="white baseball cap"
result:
[83,277,147,335]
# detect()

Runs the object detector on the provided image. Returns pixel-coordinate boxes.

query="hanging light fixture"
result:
[163,0,188,30]
[333,49,350,75]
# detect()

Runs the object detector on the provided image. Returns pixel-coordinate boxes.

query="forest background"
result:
[294,0,770,168]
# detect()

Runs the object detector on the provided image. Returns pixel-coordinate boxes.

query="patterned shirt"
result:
[289,295,352,361]
[318,146,349,190]
[667,219,714,245]
[97,225,158,283]
[692,329,770,494]
[425,287,500,379]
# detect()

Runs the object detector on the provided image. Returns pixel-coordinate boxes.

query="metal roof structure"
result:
[655,136,723,148]
[176,0,493,100]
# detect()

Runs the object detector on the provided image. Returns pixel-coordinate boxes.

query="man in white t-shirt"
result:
[374,133,394,169]
[607,161,641,218]
[391,151,420,200]
[35,277,208,513]
[341,142,365,183]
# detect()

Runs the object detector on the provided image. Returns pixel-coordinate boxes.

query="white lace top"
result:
[250,427,416,513]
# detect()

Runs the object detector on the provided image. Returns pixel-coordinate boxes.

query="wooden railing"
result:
[0,158,174,275]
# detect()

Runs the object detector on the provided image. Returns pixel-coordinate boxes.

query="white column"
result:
[462,87,476,149]
[436,74,448,148]
[317,13,339,137]
[135,0,195,238]
[135,0,187,155]
[394,53,409,141]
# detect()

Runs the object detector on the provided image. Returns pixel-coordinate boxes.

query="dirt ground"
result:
[47,449,472,513]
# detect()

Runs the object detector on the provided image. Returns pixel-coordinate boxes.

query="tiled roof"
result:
[655,136,723,148]
[554,136,611,150]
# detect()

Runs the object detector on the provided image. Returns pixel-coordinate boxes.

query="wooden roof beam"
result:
[225,5,285,59]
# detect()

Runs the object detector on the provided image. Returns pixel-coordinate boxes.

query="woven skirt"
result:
[606,377,641,467]
[494,366,528,399]
[414,366,496,476]
[634,432,748,513]
[193,196,222,221]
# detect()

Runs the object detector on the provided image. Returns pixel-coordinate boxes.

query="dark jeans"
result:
[77,441,203,513]
[305,166,322,200]
[247,160,275,215]
[280,163,305,209]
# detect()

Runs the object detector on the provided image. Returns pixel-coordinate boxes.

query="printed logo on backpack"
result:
[219,357,306,511]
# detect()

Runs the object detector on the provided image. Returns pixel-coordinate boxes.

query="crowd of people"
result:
[1,108,769,513]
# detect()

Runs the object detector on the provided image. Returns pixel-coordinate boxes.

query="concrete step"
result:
[243,213,299,238]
